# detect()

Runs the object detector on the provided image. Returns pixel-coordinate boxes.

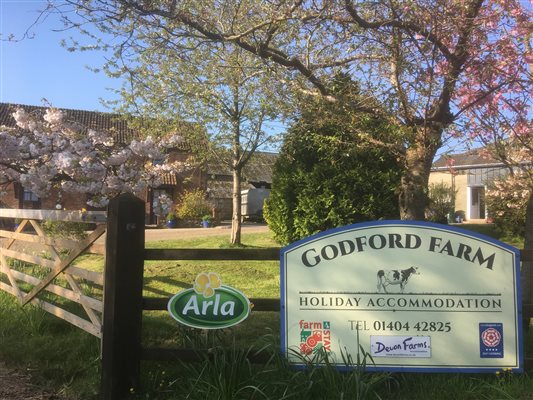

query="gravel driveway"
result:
[144,222,269,242]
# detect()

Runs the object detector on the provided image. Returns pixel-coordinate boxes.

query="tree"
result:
[0,107,186,206]
[59,12,283,244]
[52,0,532,221]
[265,76,401,244]
[427,182,456,224]
[466,83,533,304]
[479,132,533,305]
[486,177,528,237]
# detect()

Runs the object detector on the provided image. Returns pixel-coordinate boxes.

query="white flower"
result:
[43,108,65,126]
[4,107,193,208]
[12,108,31,130]
[129,136,163,159]
[0,132,21,160]
[88,129,114,146]
[106,149,131,166]
[161,134,185,148]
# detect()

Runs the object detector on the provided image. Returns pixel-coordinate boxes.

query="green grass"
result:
[145,231,280,249]
[0,292,102,399]
[1,228,532,399]
[389,371,533,400]
[0,230,283,399]
[141,231,281,351]
[454,223,525,248]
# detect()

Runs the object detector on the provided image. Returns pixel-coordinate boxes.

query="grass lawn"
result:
[451,223,524,248]
[0,226,531,399]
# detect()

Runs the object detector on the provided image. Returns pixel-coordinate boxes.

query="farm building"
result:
[206,151,277,220]
[0,103,277,223]
[0,102,205,223]
[429,149,512,222]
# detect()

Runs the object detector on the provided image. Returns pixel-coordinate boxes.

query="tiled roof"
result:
[0,102,198,150]
[0,102,137,143]
[433,149,501,169]
[207,151,278,183]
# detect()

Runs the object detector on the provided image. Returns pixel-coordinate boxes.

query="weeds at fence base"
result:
[2,293,533,400]
[134,332,392,400]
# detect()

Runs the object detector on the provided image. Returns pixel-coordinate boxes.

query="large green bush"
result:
[264,77,401,244]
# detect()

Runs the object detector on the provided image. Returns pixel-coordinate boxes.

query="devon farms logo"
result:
[168,272,250,329]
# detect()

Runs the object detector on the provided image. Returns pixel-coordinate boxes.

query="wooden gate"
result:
[0,208,106,338]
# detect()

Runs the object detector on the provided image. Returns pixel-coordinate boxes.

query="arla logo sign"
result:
[168,272,250,329]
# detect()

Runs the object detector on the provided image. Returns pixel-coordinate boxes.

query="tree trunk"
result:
[399,126,442,220]
[230,103,242,245]
[230,167,242,245]
[521,192,533,307]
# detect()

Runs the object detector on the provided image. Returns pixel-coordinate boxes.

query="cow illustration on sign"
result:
[376,267,419,293]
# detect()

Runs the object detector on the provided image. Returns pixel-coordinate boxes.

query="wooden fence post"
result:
[101,193,145,399]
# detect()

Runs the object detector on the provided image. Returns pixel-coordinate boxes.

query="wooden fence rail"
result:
[0,208,106,338]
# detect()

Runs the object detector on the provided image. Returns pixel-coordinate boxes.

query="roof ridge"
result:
[0,102,122,116]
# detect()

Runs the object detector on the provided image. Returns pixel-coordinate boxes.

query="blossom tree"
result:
[469,74,533,303]
[485,142,532,305]
[53,0,532,220]
[0,107,188,207]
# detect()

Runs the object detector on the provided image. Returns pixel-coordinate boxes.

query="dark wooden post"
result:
[101,193,145,399]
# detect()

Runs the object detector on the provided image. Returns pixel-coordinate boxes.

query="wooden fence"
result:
[100,194,280,399]
[1,193,533,400]
[100,194,533,399]
[0,208,106,337]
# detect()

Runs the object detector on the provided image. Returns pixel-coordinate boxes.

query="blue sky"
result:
[0,0,121,111]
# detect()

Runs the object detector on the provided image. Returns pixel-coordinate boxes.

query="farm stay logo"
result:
[168,272,250,329]
[299,320,331,355]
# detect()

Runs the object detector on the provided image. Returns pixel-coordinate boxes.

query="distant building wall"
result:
[428,171,468,220]
[0,183,19,209]
[211,198,232,221]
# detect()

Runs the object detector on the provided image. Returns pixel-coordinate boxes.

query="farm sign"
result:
[280,221,523,372]
[168,272,250,329]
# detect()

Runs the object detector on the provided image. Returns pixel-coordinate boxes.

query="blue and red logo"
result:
[479,323,504,358]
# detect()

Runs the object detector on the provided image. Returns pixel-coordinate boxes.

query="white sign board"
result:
[280,221,523,372]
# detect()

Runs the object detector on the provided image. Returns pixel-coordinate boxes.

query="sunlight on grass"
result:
[141,231,281,352]
[456,224,524,248]
[145,231,280,249]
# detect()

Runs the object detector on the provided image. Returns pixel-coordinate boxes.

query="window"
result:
[23,190,39,202]
[467,167,508,186]
[21,189,41,209]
